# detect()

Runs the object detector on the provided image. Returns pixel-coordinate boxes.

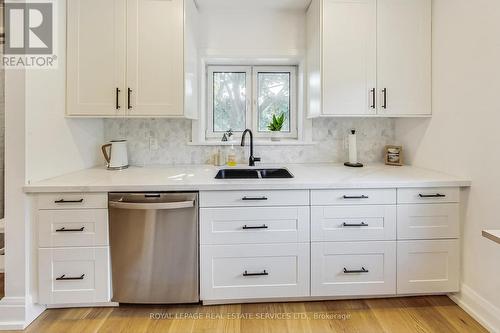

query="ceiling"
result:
[194,0,312,11]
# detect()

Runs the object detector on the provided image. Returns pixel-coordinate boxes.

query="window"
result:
[207,65,297,139]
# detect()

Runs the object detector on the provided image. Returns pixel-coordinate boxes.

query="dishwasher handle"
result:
[109,200,195,210]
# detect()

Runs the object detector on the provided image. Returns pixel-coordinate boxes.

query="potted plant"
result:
[267,112,285,142]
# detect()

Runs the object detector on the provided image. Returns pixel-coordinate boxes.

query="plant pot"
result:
[270,132,281,142]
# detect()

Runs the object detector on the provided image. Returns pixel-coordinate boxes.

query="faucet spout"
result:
[241,129,261,167]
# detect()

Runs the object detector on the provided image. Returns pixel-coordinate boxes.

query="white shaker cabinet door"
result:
[377,0,432,115]
[397,240,460,294]
[67,0,127,116]
[322,0,377,116]
[126,0,184,117]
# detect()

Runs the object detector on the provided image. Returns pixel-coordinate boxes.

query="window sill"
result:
[188,140,318,147]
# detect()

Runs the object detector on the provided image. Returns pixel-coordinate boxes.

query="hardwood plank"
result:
[17,296,486,333]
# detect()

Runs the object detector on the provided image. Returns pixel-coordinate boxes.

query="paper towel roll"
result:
[348,131,358,164]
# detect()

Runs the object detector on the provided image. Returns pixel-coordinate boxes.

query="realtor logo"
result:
[3,1,57,68]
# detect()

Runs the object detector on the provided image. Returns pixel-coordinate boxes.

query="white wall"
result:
[25,0,103,183]
[396,0,500,330]
[198,8,306,57]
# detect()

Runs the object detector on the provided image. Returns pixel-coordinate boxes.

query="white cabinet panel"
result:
[397,204,460,240]
[377,0,431,115]
[311,189,396,206]
[397,240,459,294]
[201,243,310,301]
[38,210,109,248]
[312,205,396,241]
[126,0,184,116]
[67,0,126,116]
[200,190,309,207]
[37,193,108,210]
[311,241,396,296]
[322,0,377,115]
[38,247,111,305]
[398,187,459,204]
[200,207,310,245]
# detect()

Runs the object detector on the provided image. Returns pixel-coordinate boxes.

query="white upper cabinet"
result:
[67,0,198,118]
[67,0,127,116]
[306,0,432,117]
[322,0,377,116]
[126,0,184,117]
[377,0,431,116]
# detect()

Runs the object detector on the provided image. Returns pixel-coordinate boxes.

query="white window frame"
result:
[206,65,298,140]
[206,66,252,139]
[252,66,298,139]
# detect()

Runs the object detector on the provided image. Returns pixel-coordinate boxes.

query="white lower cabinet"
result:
[397,204,459,240]
[200,206,310,244]
[38,247,111,305]
[311,241,396,297]
[201,243,310,301]
[397,240,459,294]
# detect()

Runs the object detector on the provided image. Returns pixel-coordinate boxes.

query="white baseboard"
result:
[449,284,500,333]
[0,297,45,331]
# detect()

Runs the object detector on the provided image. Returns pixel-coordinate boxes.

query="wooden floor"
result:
[9,296,486,333]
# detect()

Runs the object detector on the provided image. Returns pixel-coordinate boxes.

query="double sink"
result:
[215,168,294,179]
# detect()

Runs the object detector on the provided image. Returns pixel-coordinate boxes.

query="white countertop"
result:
[23,163,471,193]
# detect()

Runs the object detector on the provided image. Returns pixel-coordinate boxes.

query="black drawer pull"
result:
[243,270,269,277]
[242,224,268,230]
[343,195,369,199]
[343,267,369,274]
[56,227,85,232]
[242,196,268,201]
[343,222,369,227]
[56,274,85,281]
[419,194,446,198]
[54,199,84,204]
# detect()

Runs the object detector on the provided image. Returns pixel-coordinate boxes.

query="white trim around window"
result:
[206,65,298,140]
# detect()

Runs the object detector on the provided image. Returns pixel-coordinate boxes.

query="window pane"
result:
[213,72,247,132]
[257,72,291,132]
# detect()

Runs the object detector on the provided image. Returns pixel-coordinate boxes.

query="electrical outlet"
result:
[149,137,159,151]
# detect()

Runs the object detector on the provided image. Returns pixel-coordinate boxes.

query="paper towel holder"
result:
[344,129,364,168]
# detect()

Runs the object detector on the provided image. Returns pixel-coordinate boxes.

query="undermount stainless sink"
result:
[215,168,294,179]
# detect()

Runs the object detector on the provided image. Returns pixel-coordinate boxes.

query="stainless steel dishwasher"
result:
[108,192,199,304]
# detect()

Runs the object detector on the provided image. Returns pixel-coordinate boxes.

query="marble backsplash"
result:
[103,118,395,166]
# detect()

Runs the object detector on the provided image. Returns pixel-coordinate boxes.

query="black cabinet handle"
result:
[382,88,387,109]
[242,196,268,201]
[128,88,132,110]
[56,227,85,232]
[343,267,369,274]
[370,88,376,109]
[116,88,121,110]
[343,195,369,199]
[342,222,369,227]
[419,194,446,198]
[56,274,85,281]
[242,224,268,230]
[54,199,84,204]
[243,270,269,277]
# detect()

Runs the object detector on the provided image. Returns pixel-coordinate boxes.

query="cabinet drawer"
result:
[312,205,396,241]
[38,247,111,305]
[398,187,459,204]
[38,210,109,248]
[37,193,108,210]
[200,190,309,207]
[311,189,396,206]
[201,243,309,300]
[311,241,396,296]
[397,204,459,240]
[397,240,459,294]
[200,207,309,245]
